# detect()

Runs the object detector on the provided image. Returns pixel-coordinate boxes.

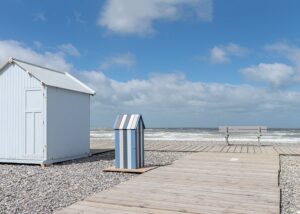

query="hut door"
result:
[24,89,44,158]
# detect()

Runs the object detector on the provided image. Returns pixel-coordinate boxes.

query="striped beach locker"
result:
[113,114,145,169]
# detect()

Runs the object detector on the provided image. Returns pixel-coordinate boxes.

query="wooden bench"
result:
[219,126,267,145]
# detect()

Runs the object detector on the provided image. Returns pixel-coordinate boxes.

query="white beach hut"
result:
[0,57,95,165]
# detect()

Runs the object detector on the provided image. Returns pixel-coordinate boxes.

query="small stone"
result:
[0,150,188,213]
[280,156,300,214]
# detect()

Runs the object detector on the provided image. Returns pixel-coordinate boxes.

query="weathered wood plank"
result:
[58,152,280,214]
[241,145,248,153]
[234,145,242,153]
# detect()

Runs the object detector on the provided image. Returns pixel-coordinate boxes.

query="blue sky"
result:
[1,0,300,128]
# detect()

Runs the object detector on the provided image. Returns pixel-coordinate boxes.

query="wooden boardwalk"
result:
[91,140,300,155]
[57,152,280,214]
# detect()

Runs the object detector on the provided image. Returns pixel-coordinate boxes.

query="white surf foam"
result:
[90,128,300,144]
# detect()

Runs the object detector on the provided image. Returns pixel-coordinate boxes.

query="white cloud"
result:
[80,71,300,127]
[100,52,136,69]
[33,12,47,22]
[240,63,296,88]
[58,43,81,57]
[0,40,73,72]
[265,42,300,68]
[98,0,213,36]
[33,41,43,49]
[209,43,249,64]
[1,40,300,127]
[240,42,300,88]
[210,47,227,63]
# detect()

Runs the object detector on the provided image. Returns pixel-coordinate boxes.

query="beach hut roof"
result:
[0,57,95,95]
[114,114,145,130]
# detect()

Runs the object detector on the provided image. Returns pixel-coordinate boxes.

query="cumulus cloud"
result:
[1,39,300,127]
[240,63,296,88]
[208,43,249,64]
[100,52,136,69]
[33,41,43,49]
[80,71,300,127]
[0,40,73,72]
[265,42,300,68]
[240,42,300,88]
[58,43,81,57]
[98,0,213,36]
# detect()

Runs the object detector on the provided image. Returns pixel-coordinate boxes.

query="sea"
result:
[90,128,300,144]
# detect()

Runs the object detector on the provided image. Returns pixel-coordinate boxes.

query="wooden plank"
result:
[248,145,255,153]
[254,146,262,154]
[274,146,286,155]
[272,146,281,154]
[103,166,157,174]
[153,144,172,151]
[216,144,227,152]
[289,146,300,155]
[261,146,278,155]
[283,146,295,155]
[234,145,242,153]
[241,145,248,153]
[198,145,210,152]
[93,189,279,210]
[227,145,237,153]
[86,196,275,214]
[58,152,280,214]
[209,145,225,152]
[90,148,114,155]
[63,200,185,214]
[220,145,230,153]
[219,126,267,132]
[187,145,203,152]
[281,146,291,155]
[87,190,278,214]
[190,145,206,152]
[202,145,215,152]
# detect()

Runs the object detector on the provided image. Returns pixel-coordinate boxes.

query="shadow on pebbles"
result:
[0,151,190,213]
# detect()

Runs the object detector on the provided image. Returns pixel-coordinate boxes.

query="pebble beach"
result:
[280,155,300,214]
[0,150,189,213]
[0,141,300,213]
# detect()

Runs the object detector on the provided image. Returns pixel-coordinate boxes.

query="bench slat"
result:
[218,126,267,145]
[219,126,267,133]
[219,130,268,133]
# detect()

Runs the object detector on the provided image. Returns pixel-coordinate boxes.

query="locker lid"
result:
[114,114,145,130]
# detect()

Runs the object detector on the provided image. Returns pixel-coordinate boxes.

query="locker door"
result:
[25,89,44,158]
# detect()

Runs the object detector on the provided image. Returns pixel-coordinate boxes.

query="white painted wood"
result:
[25,89,44,158]
[0,63,43,162]
[219,126,267,145]
[127,115,135,129]
[219,126,267,133]
[46,86,90,161]
[13,59,95,95]
[127,129,132,169]
[0,62,93,164]
[119,130,124,168]
[119,115,127,129]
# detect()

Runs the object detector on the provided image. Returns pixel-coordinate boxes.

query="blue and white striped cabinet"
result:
[113,114,145,169]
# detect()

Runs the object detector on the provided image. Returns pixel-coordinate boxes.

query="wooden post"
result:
[225,127,230,145]
[257,127,261,146]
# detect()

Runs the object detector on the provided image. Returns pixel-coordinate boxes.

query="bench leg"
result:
[257,136,261,146]
[225,135,230,145]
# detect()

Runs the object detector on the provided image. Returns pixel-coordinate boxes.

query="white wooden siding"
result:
[0,62,92,164]
[0,64,44,162]
[46,86,90,161]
